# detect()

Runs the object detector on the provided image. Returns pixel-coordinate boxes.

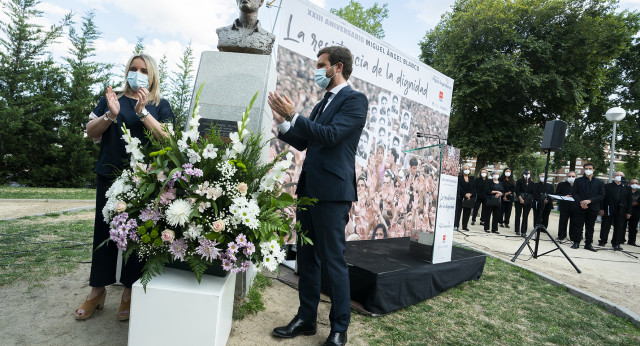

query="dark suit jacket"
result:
[457,175,476,199]
[278,85,368,201]
[572,176,605,212]
[475,177,489,201]
[601,182,632,216]
[555,181,573,211]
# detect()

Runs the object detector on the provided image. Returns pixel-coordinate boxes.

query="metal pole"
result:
[609,122,616,182]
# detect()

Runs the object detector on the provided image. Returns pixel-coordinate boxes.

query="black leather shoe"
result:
[628,242,638,247]
[471,221,475,225]
[584,243,597,252]
[484,229,490,233]
[555,237,565,242]
[571,242,579,249]
[491,230,500,234]
[598,242,606,247]
[323,331,347,346]
[505,224,510,228]
[463,228,470,232]
[614,245,623,251]
[272,317,317,338]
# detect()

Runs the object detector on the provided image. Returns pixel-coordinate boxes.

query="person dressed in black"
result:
[472,168,488,225]
[499,168,515,228]
[598,171,632,251]
[484,172,504,233]
[514,169,534,237]
[454,164,475,232]
[77,54,175,321]
[626,178,640,246]
[555,171,576,241]
[570,162,605,251]
[533,172,554,228]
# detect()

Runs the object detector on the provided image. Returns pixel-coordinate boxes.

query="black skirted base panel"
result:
[345,237,486,314]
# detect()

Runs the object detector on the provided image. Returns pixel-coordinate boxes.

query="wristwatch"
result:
[103,111,116,122]
[284,111,296,122]
[137,108,149,121]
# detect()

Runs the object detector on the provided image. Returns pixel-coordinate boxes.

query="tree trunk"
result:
[475,156,486,176]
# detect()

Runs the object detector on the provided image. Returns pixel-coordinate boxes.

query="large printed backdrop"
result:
[270,0,454,242]
[271,47,448,241]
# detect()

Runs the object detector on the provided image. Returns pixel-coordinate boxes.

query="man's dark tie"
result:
[310,92,332,122]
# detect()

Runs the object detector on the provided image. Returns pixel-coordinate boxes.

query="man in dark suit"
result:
[533,173,554,228]
[570,162,605,251]
[598,171,632,251]
[626,178,640,246]
[555,171,576,241]
[268,46,368,346]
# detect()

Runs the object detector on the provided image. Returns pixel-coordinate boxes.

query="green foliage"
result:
[420,0,638,170]
[133,36,144,54]
[0,186,96,199]
[233,273,272,320]
[140,253,169,292]
[330,1,389,39]
[169,43,195,130]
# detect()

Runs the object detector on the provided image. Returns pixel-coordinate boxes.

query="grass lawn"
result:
[0,211,94,286]
[0,186,96,200]
[353,256,640,345]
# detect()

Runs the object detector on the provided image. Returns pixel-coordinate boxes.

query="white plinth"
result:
[128,268,236,346]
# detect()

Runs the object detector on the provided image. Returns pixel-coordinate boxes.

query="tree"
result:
[169,43,195,130]
[330,0,388,39]
[0,0,71,185]
[133,36,144,54]
[59,11,113,187]
[420,0,637,170]
[158,53,169,96]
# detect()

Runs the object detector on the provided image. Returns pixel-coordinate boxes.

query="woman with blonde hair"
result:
[76,54,175,321]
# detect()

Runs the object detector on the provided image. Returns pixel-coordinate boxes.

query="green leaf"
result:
[275,193,294,208]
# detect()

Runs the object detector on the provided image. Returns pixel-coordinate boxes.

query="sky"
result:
[4,0,640,81]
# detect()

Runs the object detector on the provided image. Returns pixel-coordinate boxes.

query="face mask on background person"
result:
[463,169,470,175]
[481,172,487,178]
[632,184,639,190]
[127,71,149,91]
[505,172,511,177]
[584,169,594,176]
[524,174,530,179]
[314,65,336,89]
[539,176,545,182]
[567,177,576,184]
[493,175,500,180]
[614,176,622,182]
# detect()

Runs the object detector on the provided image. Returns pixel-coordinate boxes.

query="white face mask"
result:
[481,173,487,178]
[539,177,545,182]
[632,184,639,190]
[614,176,622,182]
[567,177,575,184]
[584,169,594,176]
[493,175,500,180]
[524,174,530,179]
[505,172,511,177]
[463,169,470,175]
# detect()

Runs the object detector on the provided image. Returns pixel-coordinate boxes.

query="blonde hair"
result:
[119,53,161,106]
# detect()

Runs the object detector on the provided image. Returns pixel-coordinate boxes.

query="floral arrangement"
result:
[102,86,313,289]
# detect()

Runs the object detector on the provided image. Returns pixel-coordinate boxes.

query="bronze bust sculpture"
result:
[217,0,276,55]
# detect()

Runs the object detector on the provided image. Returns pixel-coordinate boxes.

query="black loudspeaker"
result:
[541,120,567,151]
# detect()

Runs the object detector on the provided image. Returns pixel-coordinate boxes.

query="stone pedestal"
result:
[128,268,236,346]
[189,51,277,163]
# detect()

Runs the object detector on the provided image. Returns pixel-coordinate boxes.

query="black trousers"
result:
[89,174,144,288]
[557,204,572,239]
[514,202,532,234]
[532,201,552,228]
[626,216,639,244]
[569,207,598,245]
[600,208,626,246]
[296,199,352,333]
[484,205,501,232]
[500,201,513,225]
[454,199,472,229]
[472,199,485,222]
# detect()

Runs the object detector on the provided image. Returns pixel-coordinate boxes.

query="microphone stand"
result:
[511,149,582,273]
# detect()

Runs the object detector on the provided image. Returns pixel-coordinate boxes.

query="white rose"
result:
[115,201,127,213]
[161,229,175,243]
[237,182,248,196]
[212,220,225,233]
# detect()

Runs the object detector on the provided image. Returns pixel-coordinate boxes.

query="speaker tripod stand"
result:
[510,149,581,273]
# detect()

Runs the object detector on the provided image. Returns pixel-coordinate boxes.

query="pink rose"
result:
[161,229,175,243]
[212,220,225,233]
[115,201,127,212]
[237,182,248,195]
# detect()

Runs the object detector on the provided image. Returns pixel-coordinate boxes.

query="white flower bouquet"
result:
[102,85,313,288]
